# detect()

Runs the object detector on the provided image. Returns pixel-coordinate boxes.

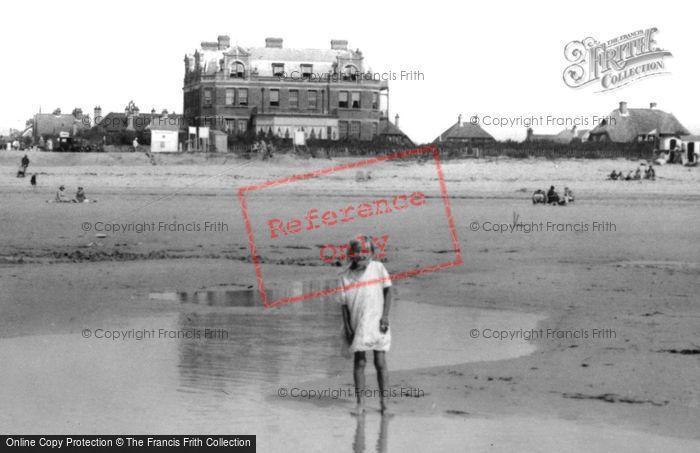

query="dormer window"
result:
[272,63,285,77]
[300,64,313,79]
[230,62,245,78]
[342,65,359,81]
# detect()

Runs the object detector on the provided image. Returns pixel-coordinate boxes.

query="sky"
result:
[1,0,697,143]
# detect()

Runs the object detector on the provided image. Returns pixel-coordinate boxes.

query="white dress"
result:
[339,260,392,353]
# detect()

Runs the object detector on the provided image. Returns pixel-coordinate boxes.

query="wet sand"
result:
[1,151,699,450]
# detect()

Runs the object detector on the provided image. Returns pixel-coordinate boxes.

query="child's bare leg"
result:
[352,351,367,415]
[374,351,389,413]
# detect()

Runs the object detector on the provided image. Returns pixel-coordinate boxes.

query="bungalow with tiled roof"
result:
[589,102,689,150]
[377,114,414,146]
[433,114,495,144]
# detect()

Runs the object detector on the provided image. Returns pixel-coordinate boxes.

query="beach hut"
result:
[147,115,181,152]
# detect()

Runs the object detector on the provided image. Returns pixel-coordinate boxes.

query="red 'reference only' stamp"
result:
[238,145,462,307]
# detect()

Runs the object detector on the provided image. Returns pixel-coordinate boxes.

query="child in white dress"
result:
[339,236,392,414]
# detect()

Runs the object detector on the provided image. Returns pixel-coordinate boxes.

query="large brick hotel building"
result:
[183,36,389,141]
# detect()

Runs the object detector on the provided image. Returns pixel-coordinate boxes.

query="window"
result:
[289,90,299,109]
[350,121,361,138]
[270,89,280,107]
[238,88,248,106]
[351,92,360,109]
[300,64,313,79]
[372,122,378,137]
[237,119,247,135]
[338,91,348,108]
[225,89,235,105]
[230,62,245,78]
[272,63,285,77]
[372,92,379,110]
[343,65,358,81]
[203,89,212,106]
[339,121,349,139]
[225,119,235,133]
[308,90,317,109]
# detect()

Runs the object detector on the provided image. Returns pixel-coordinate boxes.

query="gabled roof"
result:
[378,118,414,146]
[590,108,689,142]
[95,113,183,133]
[434,120,494,142]
[34,113,85,136]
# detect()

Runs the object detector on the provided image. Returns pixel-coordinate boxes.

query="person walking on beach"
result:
[339,236,392,415]
[21,154,29,172]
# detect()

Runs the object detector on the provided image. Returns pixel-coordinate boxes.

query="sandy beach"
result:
[1,149,699,451]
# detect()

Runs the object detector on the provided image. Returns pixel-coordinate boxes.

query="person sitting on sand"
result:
[339,236,392,415]
[624,171,633,181]
[532,189,546,204]
[608,170,618,180]
[55,185,70,202]
[633,168,642,180]
[30,174,37,187]
[561,187,574,204]
[547,186,559,204]
[74,187,86,203]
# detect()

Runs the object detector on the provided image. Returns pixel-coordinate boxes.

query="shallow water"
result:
[0,282,537,430]
[1,285,697,451]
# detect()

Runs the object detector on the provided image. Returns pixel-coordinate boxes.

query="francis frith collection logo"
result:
[563,27,672,92]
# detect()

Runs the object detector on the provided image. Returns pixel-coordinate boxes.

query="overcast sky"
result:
[1,0,697,143]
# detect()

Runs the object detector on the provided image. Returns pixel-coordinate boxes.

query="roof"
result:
[248,47,357,62]
[34,113,86,136]
[378,118,414,145]
[191,42,363,77]
[590,108,689,142]
[681,134,700,141]
[147,116,183,132]
[528,128,585,144]
[96,113,183,133]
[434,120,495,142]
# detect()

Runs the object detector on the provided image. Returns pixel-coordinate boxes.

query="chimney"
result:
[394,114,400,128]
[265,37,283,48]
[458,114,462,127]
[650,102,657,109]
[619,101,628,115]
[217,35,230,50]
[331,39,348,50]
[94,106,102,125]
[527,127,533,140]
[200,41,219,51]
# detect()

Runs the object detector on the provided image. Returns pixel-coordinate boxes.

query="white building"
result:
[147,115,180,152]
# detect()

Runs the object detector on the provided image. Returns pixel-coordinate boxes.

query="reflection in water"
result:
[150,279,342,308]
[353,414,390,453]
[0,280,541,444]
